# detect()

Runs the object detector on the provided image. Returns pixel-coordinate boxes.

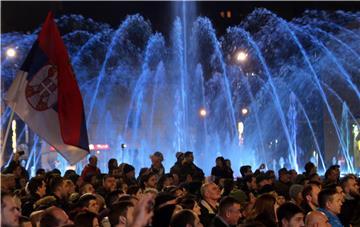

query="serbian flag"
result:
[5,12,90,165]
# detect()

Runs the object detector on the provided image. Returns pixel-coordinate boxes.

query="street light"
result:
[236,51,247,62]
[199,108,207,117]
[241,107,249,116]
[6,48,16,58]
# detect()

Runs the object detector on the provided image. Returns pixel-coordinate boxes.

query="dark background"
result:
[2,1,359,35]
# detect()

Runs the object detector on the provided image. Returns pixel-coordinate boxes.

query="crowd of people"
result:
[1,150,360,227]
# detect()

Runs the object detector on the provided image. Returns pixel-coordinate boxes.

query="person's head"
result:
[80,183,95,195]
[200,182,221,202]
[324,167,338,182]
[278,168,290,183]
[277,203,304,227]
[40,206,73,227]
[341,175,360,196]
[103,174,117,192]
[78,193,99,214]
[142,172,158,189]
[253,194,276,220]
[180,197,201,216]
[89,156,98,167]
[64,179,75,196]
[289,184,304,206]
[36,169,46,177]
[48,176,67,199]
[123,164,135,179]
[152,204,181,227]
[127,185,143,199]
[304,162,316,176]
[215,156,225,168]
[1,192,20,227]
[108,201,135,227]
[74,211,99,227]
[157,174,174,191]
[240,165,252,178]
[108,159,118,172]
[28,176,46,197]
[170,209,203,227]
[151,151,164,164]
[305,210,331,227]
[184,151,194,163]
[302,183,321,208]
[318,188,343,215]
[218,196,242,225]
[244,175,257,191]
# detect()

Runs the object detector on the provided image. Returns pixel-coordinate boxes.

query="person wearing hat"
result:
[149,151,165,179]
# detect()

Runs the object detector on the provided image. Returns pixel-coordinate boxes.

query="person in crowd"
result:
[210,196,242,227]
[303,162,317,178]
[277,202,305,227]
[339,175,360,227]
[323,165,340,186]
[179,151,205,182]
[80,155,101,180]
[21,176,46,217]
[300,182,321,213]
[149,151,165,178]
[77,193,99,214]
[170,152,185,175]
[96,174,116,198]
[157,173,174,191]
[248,193,277,227]
[318,187,344,227]
[199,182,221,226]
[170,209,203,227]
[80,183,95,195]
[289,184,304,207]
[74,211,100,227]
[274,168,292,200]
[122,164,138,187]
[108,200,135,227]
[1,192,21,227]
[305,210,331,227]
[152,204,182,227]
[211,156,233,181]
[179,196,202,216]
[108,158,118,175]
[241,175,257,195]
[141,172,158,190]
[39,206,73,227]
[48,176,69,212]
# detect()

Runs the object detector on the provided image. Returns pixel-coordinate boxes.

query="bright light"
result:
[199,108,207,117]
[236,51,248,62]
[238,121,244,145]
[241,108,249,115]
[12,120,17,153]
[6,48,16,58]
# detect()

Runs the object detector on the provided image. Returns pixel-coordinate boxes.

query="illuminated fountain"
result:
[1,7,359,175]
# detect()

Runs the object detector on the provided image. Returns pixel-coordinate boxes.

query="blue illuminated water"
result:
[1,8,359,175]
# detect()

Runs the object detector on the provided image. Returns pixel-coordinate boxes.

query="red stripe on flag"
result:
[38,12,87,149]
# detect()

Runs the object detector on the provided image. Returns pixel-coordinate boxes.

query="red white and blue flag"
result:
[5,12,90,165]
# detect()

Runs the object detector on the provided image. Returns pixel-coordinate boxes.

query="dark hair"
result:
[152,204,177,227]
[27,176,45,196]
[141,172,157,188]
[304,162,315,175]
[240,165,252,177]
[74,211,98,227]
[48,176,64,194]
[108,201,134,226]
[51,169,61,176]
[40,207,62,227]
[219,196,241,216]
[106,190,124,208]
[127,185,141,195]
[78,193,97,208]
[184,151,193,157]
[318,188,337,208]
[170,209,197,227]
[277,203,304,227]
[36,168,46,175]
[253,194,276,220]
[157,174,174,191]
[179,196,197,210]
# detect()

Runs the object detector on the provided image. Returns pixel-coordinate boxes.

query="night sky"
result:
[2,1,359,35]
